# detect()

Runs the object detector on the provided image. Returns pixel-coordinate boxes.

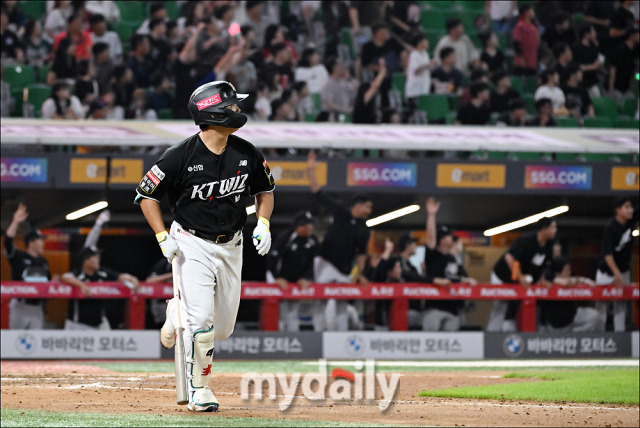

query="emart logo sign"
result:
[437,164,506,188]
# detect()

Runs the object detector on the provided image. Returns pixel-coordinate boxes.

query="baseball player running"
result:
[135,81,275,412]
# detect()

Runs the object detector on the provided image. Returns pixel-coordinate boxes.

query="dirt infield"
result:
[1,361,639,427]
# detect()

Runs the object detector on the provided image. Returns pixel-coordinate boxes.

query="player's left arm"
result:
[253,191,274,256]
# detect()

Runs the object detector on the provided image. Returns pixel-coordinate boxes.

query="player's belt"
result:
[191,229,240,244]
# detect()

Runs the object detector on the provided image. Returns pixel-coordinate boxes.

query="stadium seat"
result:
[9,87,23,117]
[20,0,47,20]
[522,94,536,114]
[3,64,36,89]
[116,1,147,22]
[455,1,486,12]
[579,153,618,162]
[556,117,580,127]
[340,28,356,59]
[583,117,613,128]
[114,20,139,52]
[554,152,579,161]
[304,112,317,122]
[447,94,462,112]
[26,84,52,118]
[416,94,450,122]
[37,65,50,84]
[420,9,447,32]
[591,97,618,121]
[613,118,640,129]
[157,108,172,120]
[620,98,637,118]
[508,152,551,161]
[310,93,322,112]
[391,72,406,95]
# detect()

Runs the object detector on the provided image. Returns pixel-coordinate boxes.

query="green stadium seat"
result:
[26,84,52,117]
[455,1,486,12]
[591,97,618,121]
[613,118,640,129]
[583,117,613,128]
[9,87,23,117]
[37,65,50,84]
[556,117,580,127]
[116,1,147,22]
[165,1,180,20]
[340,28,356,59]
[421,9,447,32]
[620,98,637,118]
[555,152,579,161]
[114,20,140,52]
[511,75,524,93]
[447,94,462,112]
[486,151,508,160]
[522,94,536,114]
[310,93,322,112]
[580,153,618,162]
[391,72,406,94]
[304,112,317,122]
[508,152,551,161]
[157,108,172,120]
[3,64,36,89]
[416,94,450,122]
[20,0,47,20]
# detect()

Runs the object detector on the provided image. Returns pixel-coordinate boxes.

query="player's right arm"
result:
[425,197,439,250]
[61,272,92,297]
[5,203,29,258]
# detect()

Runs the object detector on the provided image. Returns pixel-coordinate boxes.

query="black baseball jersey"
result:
[424,247,465,315]
[4,236,51,282]
[597,217,635,275]
[315,191,370,275]
[67,266,120,327]
[267,228,318,282]
[493,231,553,284]
[135,133,275,236]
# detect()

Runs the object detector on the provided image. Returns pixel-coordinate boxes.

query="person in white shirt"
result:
[405,33,437,100]
[486,0,518,35]
[89,13,122,62]
[534,69,567,115]
[41,81,85,120]
[85,1,120,24]
[44,0,73,43]
[434,17,480,75]
[294,47,329,93]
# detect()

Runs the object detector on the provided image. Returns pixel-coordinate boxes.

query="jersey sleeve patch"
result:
[151,164,165,180]
[262,158,275,186]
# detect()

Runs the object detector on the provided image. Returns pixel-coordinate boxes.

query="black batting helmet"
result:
[188,81,249,129]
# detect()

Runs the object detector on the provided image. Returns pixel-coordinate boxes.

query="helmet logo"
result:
[196,94,222,110]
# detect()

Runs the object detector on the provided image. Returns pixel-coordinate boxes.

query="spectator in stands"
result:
[353,57,387,124]
[41,80,84,119]
[307,151,373,330]
[485,0,518,36]
[267,210,320,332]
[89,13,122,63]
[607,0,636,56]
[110,63,134,108]
[3,0,25,33]
[241,1,275,50]
[512,4,539,76]
[147,17,171,77]
[127,87,157,120]
[148,71,173,112]
[47,36,77,84]
[479,31,506,75]
[74,59,98,108]
[551,42,574,86]
[87,88,123,120]
[172,23,205,119]
[44,1,73,43]
[608,28,639,102]
[86,1,120,25]
[431,47,463,95]
[127,34,151,88]
[137,1,167,35]
[92,42,112,94]
[496,98,528,126]
[195,16,227,70]
[260,42,295,91]
[348,0,385,44]
[405,33,437,103]
[423,197,477,331]
[534,69,567,115]
[293,80,314,118]
[490,70,521,114]
[595,196,637,332]
[214,3,236,34]
[1,5,24,62]
[573,24,604,98]
[487,216,557,332]
[321,1,351,59]
[360,21,394,98]
[1,64,14,116]
[538,256,604,333]
[319,58,358,122]
[542,12,576,53]
[294,47,329,93]
[253,81,272,121]
[526,97,556,127]
[562,63,595,122]
[269,97,294,122]
[227,31,258,94]
[460,69,490,105]
[22,20,52,68]
[263,23,298,66]
[53,13,92,61]
[434,17,480,75]
[583,0,615,44]
[455,82,491,125]
[4,203,49,329]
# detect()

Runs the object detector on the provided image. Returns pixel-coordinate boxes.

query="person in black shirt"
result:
[61,245,140,330]
[551,42,574,87]
[360,22,395,105]
[526,97,556,127]
[572,24,604,97]
[541,12,576,52]
[353,58,387,124]
[307,151,372,331]
[486,216,557,332]
[490,70,521,113]
[431,47,464,95]
[4,203,49,329]
[595,197,637,332]
[496,98,527,126]
[561,63,595,120]
[423,198,477,331]
[583,0,615,44]
[608,28,639,102]
[539,256,604,332]
[267,210,320,331]
[259,42,295,91]
[479,31,507,75]
[606,0,635,56]
[0,6,23,62]
[455,82,491,125]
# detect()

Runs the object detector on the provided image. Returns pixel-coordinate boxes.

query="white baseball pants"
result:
[595,270,630,332]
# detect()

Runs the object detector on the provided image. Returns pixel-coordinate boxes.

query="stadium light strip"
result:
[65,201,109,220]
[246,205,256,215]
[633,228,639,237]
[483,205,569,236]
[366,205,420,227]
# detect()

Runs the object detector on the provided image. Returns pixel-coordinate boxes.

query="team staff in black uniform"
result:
[4,203,50,329]
[423,197,477,331]
[307,150,372,331]
[267,210,319,331]
[595,196,637,331]
[486,216,557,332]
[135,81,275,412]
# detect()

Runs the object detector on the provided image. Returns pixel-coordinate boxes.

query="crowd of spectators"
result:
[1,0,638,127]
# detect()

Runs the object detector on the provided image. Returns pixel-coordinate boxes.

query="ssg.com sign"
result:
[525,166,592,190]
[347,163,416,187]
[1,158,47,183]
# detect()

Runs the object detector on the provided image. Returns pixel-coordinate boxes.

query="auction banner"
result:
[485,333,632,358]
[436,164,505,188]
[524,165,592,190]
[610,166,639,191]
[347,162,417,187]
[0,157,47,183]
[1,330,160,359]
[323,332,484,360]
[69,158,143,184]
[269,161,327,186]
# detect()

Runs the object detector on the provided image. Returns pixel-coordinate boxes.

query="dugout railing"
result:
[1,281,638,332]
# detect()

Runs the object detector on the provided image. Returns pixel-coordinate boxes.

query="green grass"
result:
[0,408,389,427]
[419,369,639,405]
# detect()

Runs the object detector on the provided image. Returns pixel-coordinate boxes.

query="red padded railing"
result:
[1,281,638,331]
